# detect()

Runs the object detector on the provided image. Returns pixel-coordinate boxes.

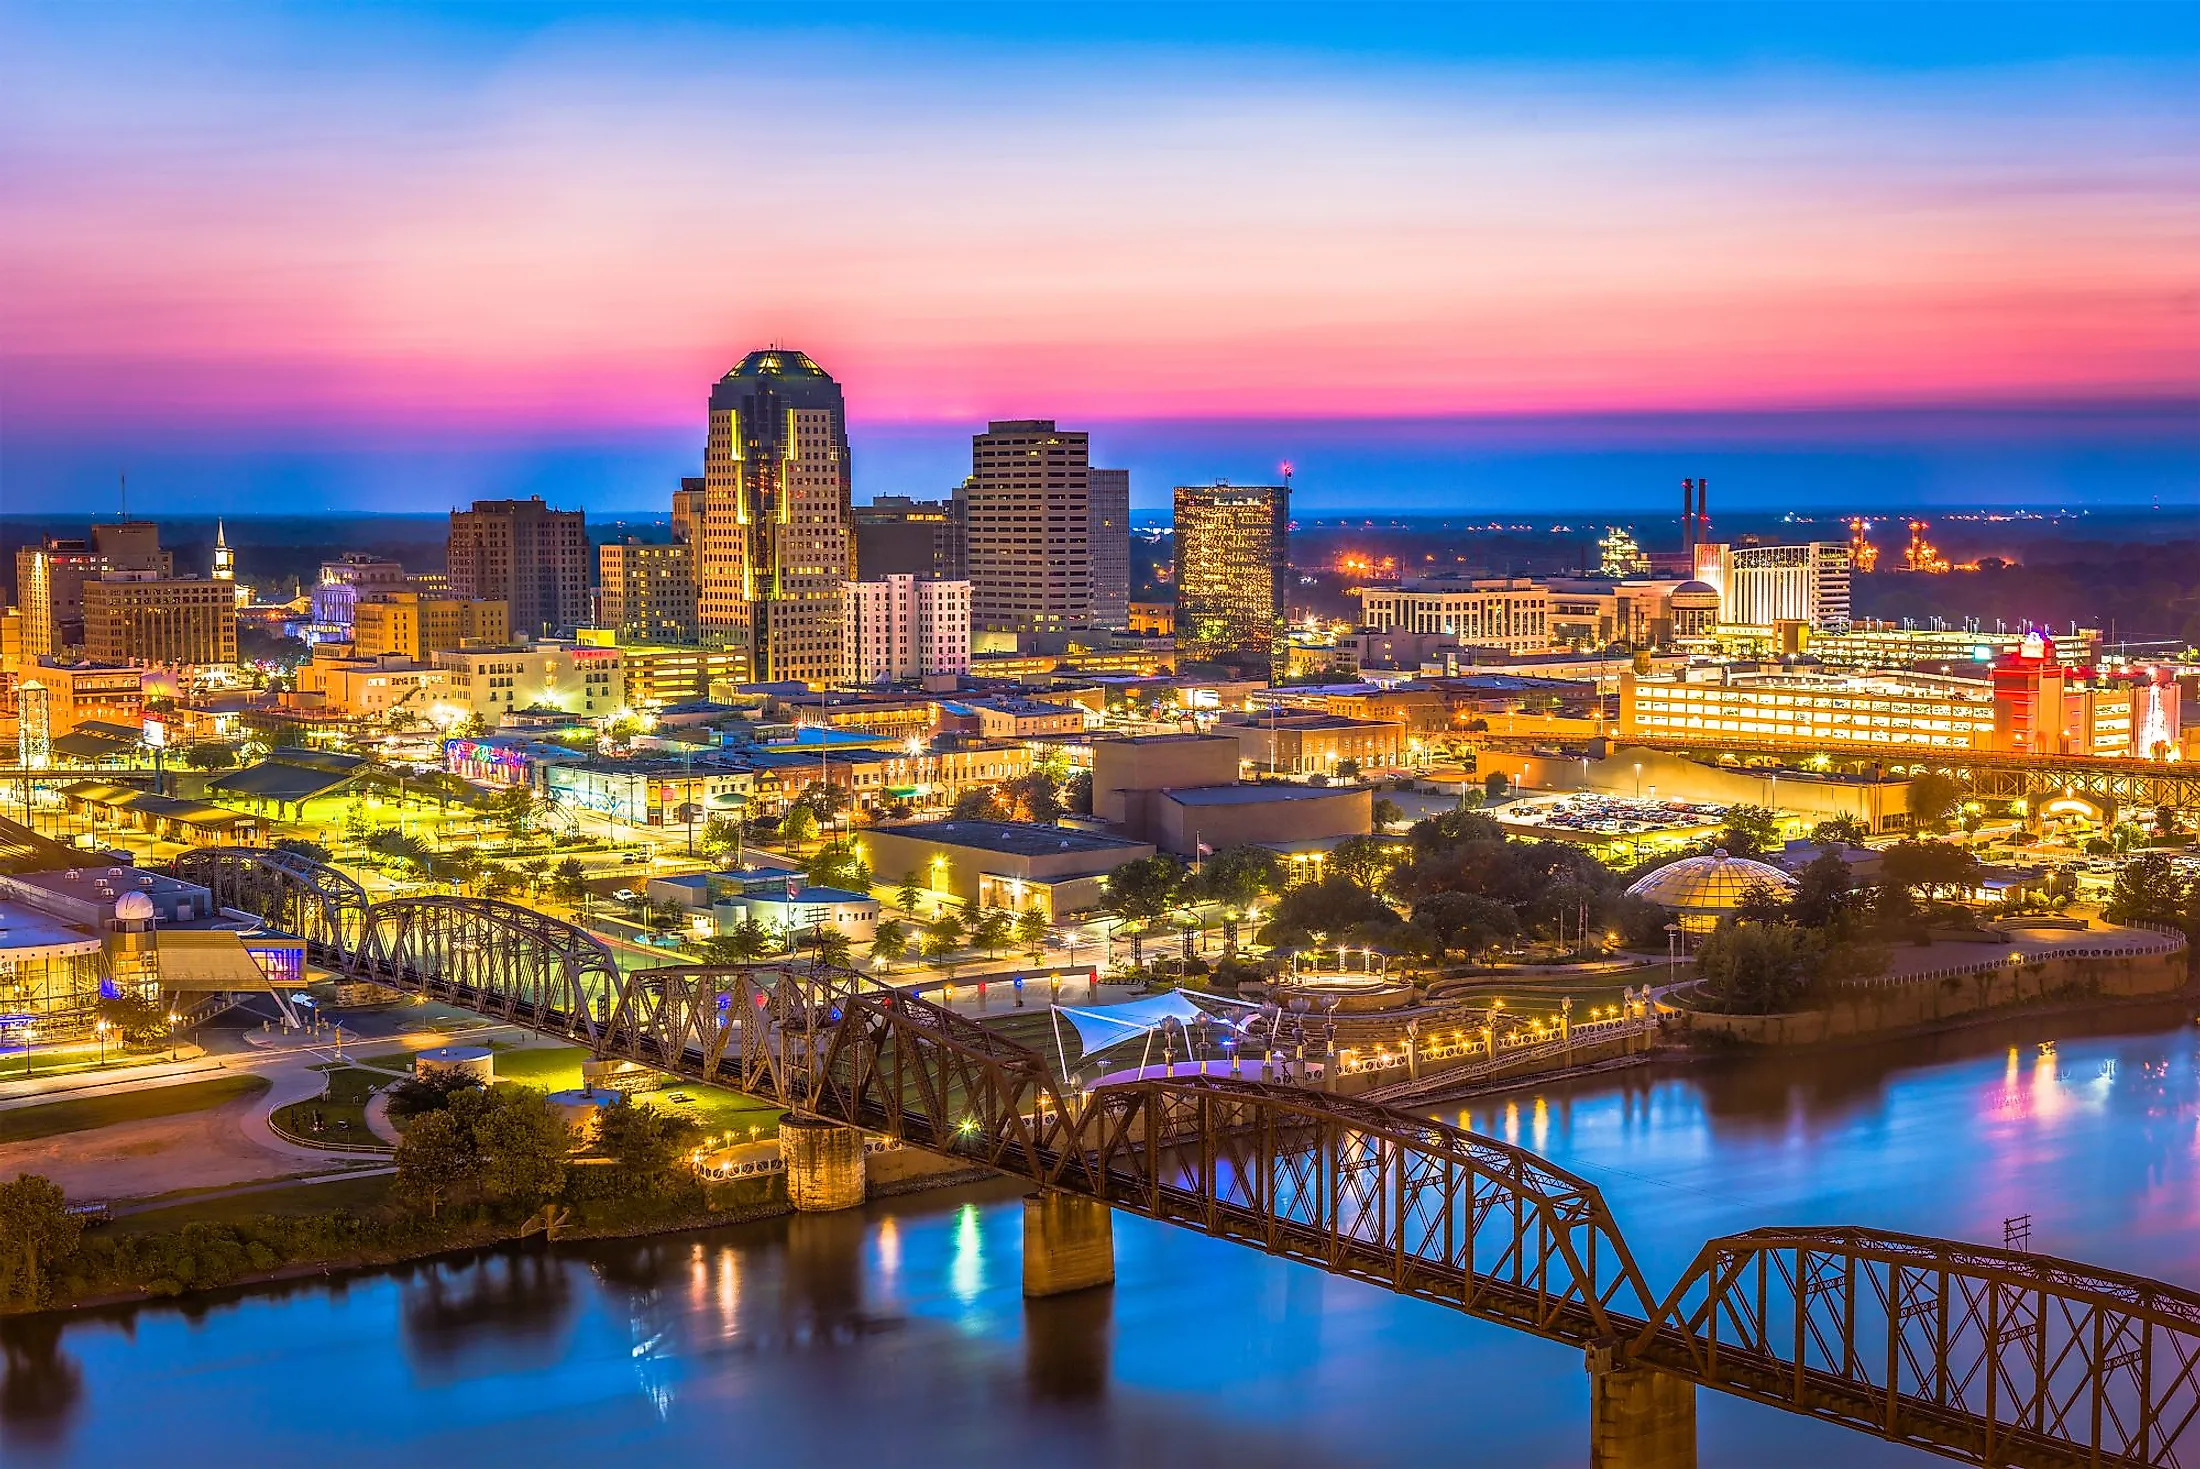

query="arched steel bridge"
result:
[181,846,2200,1469]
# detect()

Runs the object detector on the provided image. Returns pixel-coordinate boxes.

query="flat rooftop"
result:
[1163,784,1362,807]
[872,820,1150,856]
[0,899,101,957]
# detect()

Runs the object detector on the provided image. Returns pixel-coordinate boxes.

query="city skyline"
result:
[4,3,2197,514]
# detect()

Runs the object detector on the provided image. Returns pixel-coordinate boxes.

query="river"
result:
[8,1001,2200,1467]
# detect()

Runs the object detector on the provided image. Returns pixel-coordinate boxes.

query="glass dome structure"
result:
[1624,849,1798,932]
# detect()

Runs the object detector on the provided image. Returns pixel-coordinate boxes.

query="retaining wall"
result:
[1678,949,2187,1047]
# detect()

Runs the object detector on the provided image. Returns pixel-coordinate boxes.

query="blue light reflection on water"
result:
[8,1016,2200,1468]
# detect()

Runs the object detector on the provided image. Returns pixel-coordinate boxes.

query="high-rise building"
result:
[353,592,510,662]
[1691,541,1852,631]
[671,477,707,546]
[81,573,238,667]
[841,575,972,684]
[14,523,169,656]
[964,420,1091,635]
[854,496,957,580]
[447,497,590,638]
[1088,467,1131,631]
[697,349,854,686]
[597,540,698,645]
[1174,481,1290,678]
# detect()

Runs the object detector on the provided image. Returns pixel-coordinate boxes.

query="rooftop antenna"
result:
[118,469,126,520]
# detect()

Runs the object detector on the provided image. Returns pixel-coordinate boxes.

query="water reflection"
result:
[0,1315,80,1448]
[1024,1287,1111,1402]
[15,1012,2200,1469]
[399,1251,576,1373]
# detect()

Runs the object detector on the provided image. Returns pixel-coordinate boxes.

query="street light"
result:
[167,1009,180,1060]
[95,1018,111,1066]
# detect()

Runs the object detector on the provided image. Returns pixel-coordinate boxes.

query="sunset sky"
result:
[4,2,2196,514]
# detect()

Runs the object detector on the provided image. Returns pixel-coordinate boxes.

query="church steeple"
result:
[212,520,234,582]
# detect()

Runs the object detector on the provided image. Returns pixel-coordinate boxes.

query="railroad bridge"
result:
[178,847,2200,1469]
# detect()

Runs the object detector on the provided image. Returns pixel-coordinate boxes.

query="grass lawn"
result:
[270,1067,389,1150]
[111,1173,395,1236]
[634,1081,781,1142]
[490,1045,589,1089]
[350,1050,420,1075]
[0,1074,272,1144]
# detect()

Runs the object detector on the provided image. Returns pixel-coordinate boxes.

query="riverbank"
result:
[7,1144,998,1319]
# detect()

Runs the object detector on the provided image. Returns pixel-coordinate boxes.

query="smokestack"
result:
[1696,476,1709,544]
[1681,478,1696,552]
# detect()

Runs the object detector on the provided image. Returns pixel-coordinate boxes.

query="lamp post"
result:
[95,1018,111,1067]
[167,1009,180,1060]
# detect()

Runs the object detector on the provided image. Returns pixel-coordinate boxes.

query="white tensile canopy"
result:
[1050,989,1257,1081]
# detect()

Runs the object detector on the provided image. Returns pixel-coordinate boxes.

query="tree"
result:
[1410,809,1504,855]
[923,910,966,963]
[1789,850,1860,931]
[871,918,911,968]
[1328,834,1396,891]
[896,870,925,913]
[96,991,168,1046]
[179,741,239,770]
[486,787,539,839]
[1879,840,1983,901]
[1484,771,1511,801]
[807,924,853,968]
[1015,907,1051,958]
[1372,798,1405,830]
[1693,920,1821,1014]
[1103,855,1183,967]
[951,785,1007,822]
[805,839,872,893]
[551,857,587,903]
[1906,770,1966,832]
[0,1174,82,1308]
[720,918,775,963]
[1718,803,1781,857]
[272,836,335,864]
[780,804,819,848]
[2105,853,2188,928]
[1810,814,1870,846]
[469,1088,571,1211]
[971,907,1015,956]
[1005,769,1063,823]
[701,815,745,864]
[1409,891,1518,961]
[1334,757,1361,781]
[1257,877,1395,949]
[594,1097,701,1191]
[1194,845,1284,953]
[1064,770,1094,815]
[392,1108,474,1220]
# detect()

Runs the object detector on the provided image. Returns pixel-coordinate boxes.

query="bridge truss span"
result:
[172,845,370,957]
[1080,1077,1657,1344]
[1635,1226,2200,1468]
[356,896,623,1042]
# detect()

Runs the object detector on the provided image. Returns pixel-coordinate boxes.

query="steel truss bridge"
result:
[182,846,2200,1468]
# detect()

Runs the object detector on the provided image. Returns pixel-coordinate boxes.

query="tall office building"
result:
[1088,467,1131,631]
[448,497,590,638]
[965,420,1091,635]
[598,539,699,644]
[14,522,169,656]
[352,592,510,662]
[696,349,854,686]
[82,573,238,667]
[1175,481,1291,678]
[854,496,957,580]
[671,477,707,546]
[841,575,972,684]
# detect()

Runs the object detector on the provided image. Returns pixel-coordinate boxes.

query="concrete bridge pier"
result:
[1023,1192,1115,1297]
[1588,1354,1696,1469]
[778,1114,867,1211]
